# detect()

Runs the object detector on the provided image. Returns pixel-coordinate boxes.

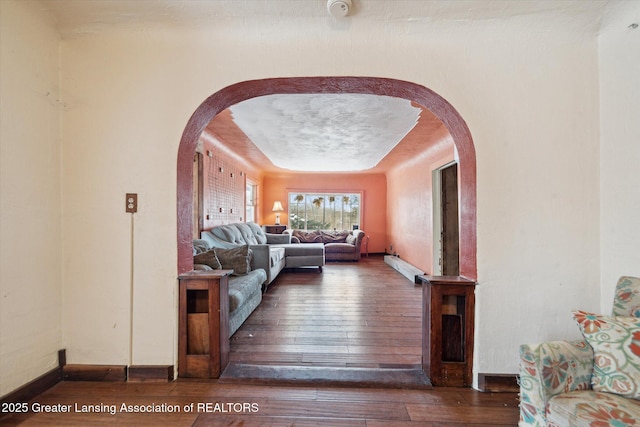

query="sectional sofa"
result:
[192,223,364,338]
[200,222,325,287]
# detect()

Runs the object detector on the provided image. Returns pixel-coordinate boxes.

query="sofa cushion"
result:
[281,242,325,257]
[193,249,222,269]
[228,269,266,313]
[293,230,322,243]
[547,390,640,427]
[247,222,268,244]
[321,230,349,243]
[214,245,252,276]
[325,242,356,254]
[346,234,357,245]
[235,222,259,245]
[573,310,640,399]
[210,224,255,245]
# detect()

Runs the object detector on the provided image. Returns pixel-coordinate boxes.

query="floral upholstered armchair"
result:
[519,276,640,426]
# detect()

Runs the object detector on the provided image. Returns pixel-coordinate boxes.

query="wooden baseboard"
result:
[128,365,174,382]
[0,349,65,406]
[1,351,174,414]
[477,373,519,392]
[384,255,425,283]
[62,364,174,383]
[63,364,127,382]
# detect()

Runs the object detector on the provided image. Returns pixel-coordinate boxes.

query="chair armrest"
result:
[519,340,593,426]
[266,233,291,244]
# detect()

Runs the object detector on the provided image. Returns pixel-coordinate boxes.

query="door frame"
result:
[432,160,458,276]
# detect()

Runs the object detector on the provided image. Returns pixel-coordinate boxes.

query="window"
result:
[288,192,361,231]
[246,181,257,223]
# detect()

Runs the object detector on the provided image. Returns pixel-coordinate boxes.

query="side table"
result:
[178,270,231,378]
[417,275,477,387]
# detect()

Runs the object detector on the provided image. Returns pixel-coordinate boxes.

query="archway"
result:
[177,76,477,279]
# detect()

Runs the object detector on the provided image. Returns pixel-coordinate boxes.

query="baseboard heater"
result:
[384,255,424,283]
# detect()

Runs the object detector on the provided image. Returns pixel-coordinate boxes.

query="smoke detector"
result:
[327,0,352,18]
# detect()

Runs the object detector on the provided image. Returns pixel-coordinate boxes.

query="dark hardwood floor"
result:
[2,380,520,426]
[2,255,520,426]
[230,255,423,369]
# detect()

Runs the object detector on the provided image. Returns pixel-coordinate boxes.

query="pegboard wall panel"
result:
[202,147,246,228]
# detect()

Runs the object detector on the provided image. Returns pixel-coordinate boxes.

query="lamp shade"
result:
[272,201,284,212]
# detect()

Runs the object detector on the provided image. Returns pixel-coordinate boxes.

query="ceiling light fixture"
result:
[327,0,352,18]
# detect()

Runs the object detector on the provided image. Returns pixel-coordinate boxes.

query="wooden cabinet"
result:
[264,225,287,234]
[418,275,476,387]
[178,270,231,378]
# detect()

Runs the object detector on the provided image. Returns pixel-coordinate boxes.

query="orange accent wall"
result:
[262,173,387,253]
[386,124,455,274]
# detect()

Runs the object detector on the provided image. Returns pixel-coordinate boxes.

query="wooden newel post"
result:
[178,270,231,378]
[418,275,477,387]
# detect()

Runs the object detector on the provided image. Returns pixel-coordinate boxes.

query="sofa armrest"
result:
[266,233,291,244]
[519,340,593,426]
[247,244,271,271]
[200,230,239,249]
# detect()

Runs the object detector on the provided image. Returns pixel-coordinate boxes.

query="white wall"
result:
[599,4,640,312]
[0,0,62,396]
[58,18,604,376]
[4,3,637,393]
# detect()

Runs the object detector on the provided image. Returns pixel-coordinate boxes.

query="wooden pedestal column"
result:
[178,270,231,378]
[418,275,477,387]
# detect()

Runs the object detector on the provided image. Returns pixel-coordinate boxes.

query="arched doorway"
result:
[177,76,477,279]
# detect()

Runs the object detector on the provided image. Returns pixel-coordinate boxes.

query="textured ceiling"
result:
[228,94,421,172]
[204,101,449,175]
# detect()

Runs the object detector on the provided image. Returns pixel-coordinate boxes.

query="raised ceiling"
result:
[228,94,421,172]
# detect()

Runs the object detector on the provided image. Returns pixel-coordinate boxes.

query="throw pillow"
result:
[572,309,640,399]
[293,230,322,243]
[214,245,251,276]
[321,231,349,244]
[193,249,222,269]
[346,234,357,245]
[192,239,209,255]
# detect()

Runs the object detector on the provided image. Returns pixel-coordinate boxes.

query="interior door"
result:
[441,163,459,276]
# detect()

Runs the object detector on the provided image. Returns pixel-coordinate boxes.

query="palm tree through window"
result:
[288,192,361,231]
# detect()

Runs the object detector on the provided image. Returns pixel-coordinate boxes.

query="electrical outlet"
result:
[126,193,138,213]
